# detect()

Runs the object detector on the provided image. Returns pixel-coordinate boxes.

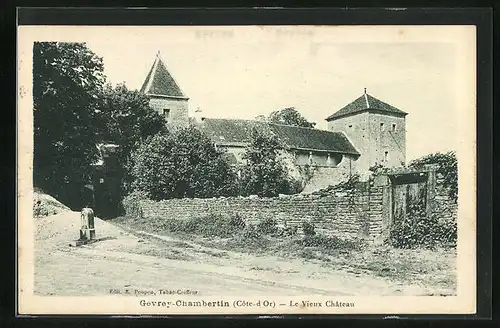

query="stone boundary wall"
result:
[129,185,385,240]
[124,169,458,242]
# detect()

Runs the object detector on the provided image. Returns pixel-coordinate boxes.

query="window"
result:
[163,108,171,122]
[392,123,397,132]
[348,124,353,128]
[380,122,385,131]
[384,151,389,162]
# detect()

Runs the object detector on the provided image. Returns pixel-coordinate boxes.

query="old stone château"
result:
[140,52,408,186]
[122,53,458,244]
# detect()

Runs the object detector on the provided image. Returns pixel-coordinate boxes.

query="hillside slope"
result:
[33,189,71,218]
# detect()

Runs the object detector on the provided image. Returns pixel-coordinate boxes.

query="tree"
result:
[268,107,315,128]
[239,126,295,197]
[408,151,458,202]
[131,126,238,200]
[33,42,105,209]
[97,83,166,149]
[96,83,167,194]
[254,114,268,122]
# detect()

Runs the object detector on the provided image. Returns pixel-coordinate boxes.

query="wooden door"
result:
[390,172,429,230]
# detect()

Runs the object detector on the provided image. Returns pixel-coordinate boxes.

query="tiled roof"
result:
[199,118,360,156]
[140,53,187,98]
[326,92,407,121]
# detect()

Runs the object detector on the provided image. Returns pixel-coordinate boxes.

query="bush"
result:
[33,200,49,218]
[389,200,457,249]
[409,151,458,203]
[278,225,298,237]
[229,213,246,230]
[436,218,457,247]
[229,225,271,251]
[122,191,145,220]
[161,218,194,233]
[160,212,246,238]
[256,216,278,235]
[242,223,261,239]
[196,213,246,238]
[132,126,238,200]
[301,220,316,236]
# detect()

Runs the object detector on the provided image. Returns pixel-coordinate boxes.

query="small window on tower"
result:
[380,122,385,131]
[164,109,171,122]
[384,151,389,162]
[348,124,353,128]
[392,123,397,132]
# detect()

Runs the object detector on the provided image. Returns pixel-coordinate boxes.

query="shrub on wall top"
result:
[409,151,458,203]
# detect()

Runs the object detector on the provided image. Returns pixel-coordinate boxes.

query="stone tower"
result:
[140,52,189,129]
[325,89,408,174]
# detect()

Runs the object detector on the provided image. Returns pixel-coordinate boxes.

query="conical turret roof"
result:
[140,52,188,99]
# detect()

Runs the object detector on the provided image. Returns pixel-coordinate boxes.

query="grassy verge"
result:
[110,213,456,294]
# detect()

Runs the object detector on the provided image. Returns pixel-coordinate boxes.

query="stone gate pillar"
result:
[373,173,391,244]
[424,164,439,218]
[80,206,96,241]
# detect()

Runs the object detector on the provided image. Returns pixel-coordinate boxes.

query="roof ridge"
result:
[269,122,346,136]
[203,117,346,136]
[268,121,317,131]
[144,56,160,95]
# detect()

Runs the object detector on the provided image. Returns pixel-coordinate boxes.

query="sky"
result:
[40,25,474,161]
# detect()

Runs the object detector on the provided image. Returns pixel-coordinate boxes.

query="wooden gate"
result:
[389,172,429,228]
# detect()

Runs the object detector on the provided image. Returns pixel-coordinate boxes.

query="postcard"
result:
[18,24,476,315]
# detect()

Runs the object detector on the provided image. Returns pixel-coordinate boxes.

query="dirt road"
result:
[36,247,352,296]
[34,211,431,297]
